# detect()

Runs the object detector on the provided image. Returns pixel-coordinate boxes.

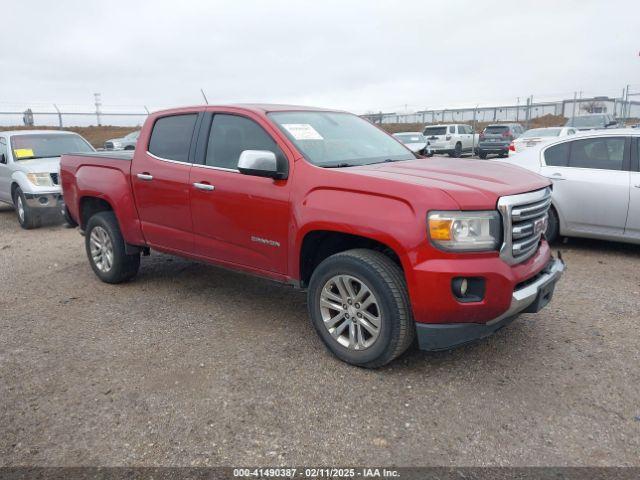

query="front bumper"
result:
[415,256,565,351]
[23,192,63,211]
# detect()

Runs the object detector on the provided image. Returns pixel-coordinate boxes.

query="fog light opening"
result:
[451,277,485,303]
[38,197,49,205]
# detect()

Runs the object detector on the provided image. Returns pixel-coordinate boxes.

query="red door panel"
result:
[189,165,290,274]
[131,153,194,253]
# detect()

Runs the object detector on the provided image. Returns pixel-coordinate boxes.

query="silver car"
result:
[499,129,640,244]
[392,132,429,155]
[0,130,95,229]
[104,130,140,150]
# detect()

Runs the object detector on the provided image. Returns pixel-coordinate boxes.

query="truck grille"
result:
[50,173,59,185]
[497,187,552,264]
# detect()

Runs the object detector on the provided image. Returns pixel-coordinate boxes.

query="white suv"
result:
[422,124,477,158]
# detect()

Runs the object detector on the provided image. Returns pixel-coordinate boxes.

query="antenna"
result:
[200,89,209,105]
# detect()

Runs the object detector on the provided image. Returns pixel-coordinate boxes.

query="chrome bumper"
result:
[487,256,565,326]
[23,192,63,209]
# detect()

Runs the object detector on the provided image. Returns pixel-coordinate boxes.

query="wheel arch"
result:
[298,229,407,288]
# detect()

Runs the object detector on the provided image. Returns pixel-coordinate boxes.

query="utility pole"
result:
[94,93,102,126]
[624,84,630,122]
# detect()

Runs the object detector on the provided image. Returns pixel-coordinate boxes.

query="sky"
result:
[1,0,639,124]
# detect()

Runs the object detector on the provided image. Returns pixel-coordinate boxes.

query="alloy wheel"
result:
[319,274,381,350]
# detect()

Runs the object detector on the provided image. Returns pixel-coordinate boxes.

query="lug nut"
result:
[355,303,360,309]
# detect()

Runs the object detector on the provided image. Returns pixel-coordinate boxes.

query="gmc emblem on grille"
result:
[534,216,548,235]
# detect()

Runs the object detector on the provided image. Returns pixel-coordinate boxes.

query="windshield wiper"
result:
[322,163,355,168]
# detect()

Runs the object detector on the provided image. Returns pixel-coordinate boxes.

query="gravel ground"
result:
[1,203,639,467]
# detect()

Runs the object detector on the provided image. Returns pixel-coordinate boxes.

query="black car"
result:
[477,123,524,159]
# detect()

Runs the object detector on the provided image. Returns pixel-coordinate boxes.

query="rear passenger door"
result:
[540,136,630,237]
[188,112,291,274]
[131,112,201,253]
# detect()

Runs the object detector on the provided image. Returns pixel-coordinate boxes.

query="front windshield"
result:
[268,111,415,167]
[125,131,140,140]
[394,133,425,144]
[11,133,94,160]
[566,116,605,128]
[522,128,561,138]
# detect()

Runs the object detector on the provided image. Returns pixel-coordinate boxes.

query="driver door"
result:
[189,112,291,274]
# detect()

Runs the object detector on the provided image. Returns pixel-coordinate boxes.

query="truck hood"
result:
[347,157,550,210]
[13,157,61,174]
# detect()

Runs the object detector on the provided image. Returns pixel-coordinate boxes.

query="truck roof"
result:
[153,103,344,116]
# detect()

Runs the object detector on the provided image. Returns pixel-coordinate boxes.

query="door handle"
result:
[549,173,566,181]
[193,182,215,191]
[136,173,153,181]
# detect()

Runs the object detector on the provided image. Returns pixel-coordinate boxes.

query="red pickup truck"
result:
[60,104,564,367]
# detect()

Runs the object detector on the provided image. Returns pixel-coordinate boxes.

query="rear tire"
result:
[13,187,40,230]
[307,249,415,368]
[450,142,462,158]
[479,151,487,159]
[498,151,508,158]
[85,211,140,284]
[545,207,559,244]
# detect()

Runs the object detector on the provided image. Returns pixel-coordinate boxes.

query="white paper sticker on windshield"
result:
[282,124,323,140]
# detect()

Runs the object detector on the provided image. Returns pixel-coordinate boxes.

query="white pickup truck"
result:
[422,124,479,158]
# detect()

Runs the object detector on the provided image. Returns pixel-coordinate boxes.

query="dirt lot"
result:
[1,203,639,467]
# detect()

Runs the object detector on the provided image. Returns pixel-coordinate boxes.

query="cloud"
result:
[2,0,638,124]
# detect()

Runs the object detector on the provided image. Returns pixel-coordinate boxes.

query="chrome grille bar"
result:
[497,187,552,265]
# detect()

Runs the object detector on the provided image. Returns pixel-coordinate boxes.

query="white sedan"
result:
[498,129,640,245]
[510,127,577,153]
[392,132,429,155]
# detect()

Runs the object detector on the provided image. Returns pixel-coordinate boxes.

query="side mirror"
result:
[0,153,6,164]
[238,150,286,180]
[604,120,617,128]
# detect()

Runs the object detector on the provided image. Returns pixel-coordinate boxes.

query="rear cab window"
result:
[424,126,447,136]
[148,114,198,162]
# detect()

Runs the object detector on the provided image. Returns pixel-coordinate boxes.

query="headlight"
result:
[113,141,122,148]
[428,211,501,251]
[26,172,54,187]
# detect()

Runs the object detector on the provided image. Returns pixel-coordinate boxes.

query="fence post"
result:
[53,104,63,129]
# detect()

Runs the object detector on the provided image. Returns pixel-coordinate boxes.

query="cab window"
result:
[205,114,285,170]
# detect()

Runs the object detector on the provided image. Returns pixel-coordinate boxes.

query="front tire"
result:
[478,151,487,159]
[13,187,40,229]
[307,249,415,368]
[545,207,560,243]
[85,211,140,283]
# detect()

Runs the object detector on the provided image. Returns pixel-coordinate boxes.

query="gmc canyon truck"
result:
[60,105,564,367]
